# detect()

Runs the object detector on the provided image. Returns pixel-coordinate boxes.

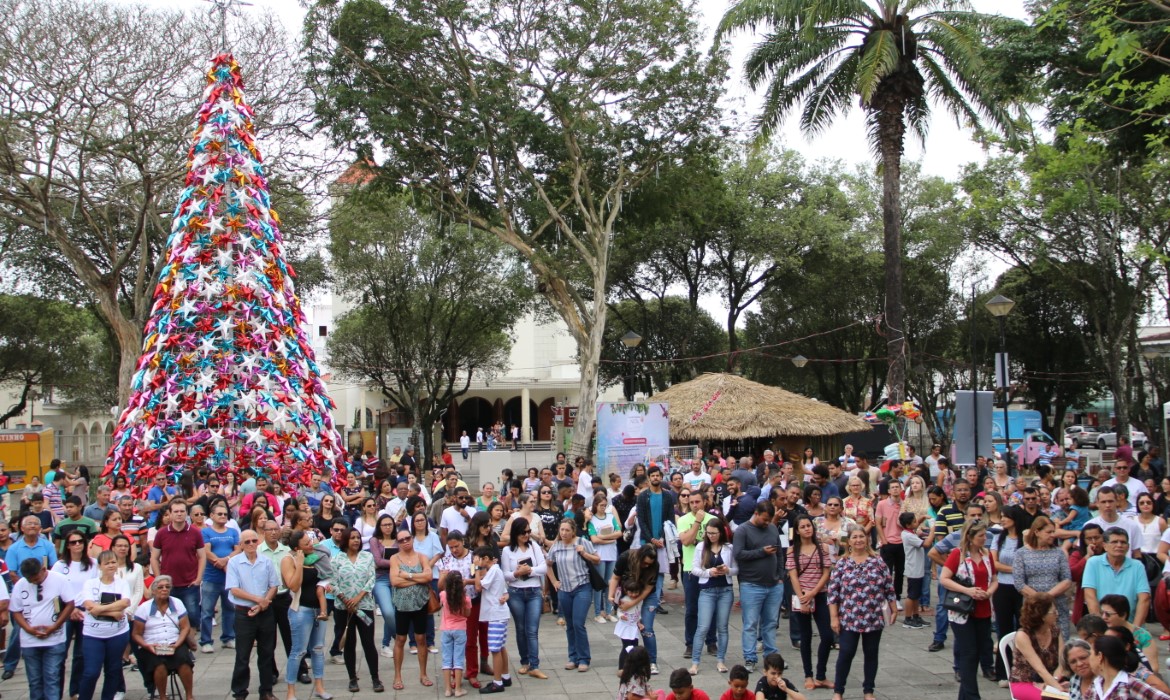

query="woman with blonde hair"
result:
[842,477,874,540]
[941,520,999,699]
[903,475,930,525]
[1013,515,1072,637]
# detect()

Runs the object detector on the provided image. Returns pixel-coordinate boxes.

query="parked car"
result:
[1096,428,1147,450]
[1065,425,1103,449]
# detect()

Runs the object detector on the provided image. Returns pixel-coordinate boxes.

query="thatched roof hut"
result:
[652,372,872,442]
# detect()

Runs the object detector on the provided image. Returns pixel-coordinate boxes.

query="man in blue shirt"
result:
[1083,527,1151,627]
[225,530,279,700]
[200,503,241,653]
[634,466,675,673]
[144,472,177,527]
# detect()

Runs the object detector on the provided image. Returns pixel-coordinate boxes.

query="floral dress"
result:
[1013,547,1072,636]
[843,496,873,531]
[827,555,896,633]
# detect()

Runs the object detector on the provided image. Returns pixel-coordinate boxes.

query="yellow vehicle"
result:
[0,427,55,487]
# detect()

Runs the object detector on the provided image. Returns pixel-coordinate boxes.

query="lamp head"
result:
[985,294,1015,318]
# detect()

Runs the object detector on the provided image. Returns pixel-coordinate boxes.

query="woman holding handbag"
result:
[788,514,833,690]
[332,526,382,694]
[940,520,999,700]
[547,518,601,672]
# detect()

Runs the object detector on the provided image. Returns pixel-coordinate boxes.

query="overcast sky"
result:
[140,0,1030,180]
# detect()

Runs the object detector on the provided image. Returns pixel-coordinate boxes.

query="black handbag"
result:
[579,538,606,591]
[941,575,976,615]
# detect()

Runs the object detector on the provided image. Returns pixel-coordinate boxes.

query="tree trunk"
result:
[876,104,907,406]
[108,304,144,408]
[569,285,610,461]
[0,382,33,425]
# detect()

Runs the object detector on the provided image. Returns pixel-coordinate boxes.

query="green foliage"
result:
[1037,0,1170,154]
[600,297,727,392]
[742,162,966,415]
[0,295,105,423]
[305,0,726,455]
[325,187,533,458]
[960,127,1170,432]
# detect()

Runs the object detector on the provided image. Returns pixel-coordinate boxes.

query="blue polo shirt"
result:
[1082,554,1150,621]
[5,537,58,580]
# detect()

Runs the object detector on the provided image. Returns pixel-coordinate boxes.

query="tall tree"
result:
[326,188,532,462]
[0,0,333,404]
[305,0,725,457]
[718,0,1021,404]
[0,295,99,424]
[600,297,727,394]
[992,265,1105,436]
[962,130,1170,436]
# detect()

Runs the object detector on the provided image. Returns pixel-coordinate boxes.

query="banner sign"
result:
[596,402,670,483]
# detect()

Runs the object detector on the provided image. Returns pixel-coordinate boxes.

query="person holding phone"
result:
[732,501,782,674]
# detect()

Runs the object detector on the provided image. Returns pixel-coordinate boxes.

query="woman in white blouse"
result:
[501,517,549,680]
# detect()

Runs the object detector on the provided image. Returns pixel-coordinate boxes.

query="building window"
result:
[318,325,328,337]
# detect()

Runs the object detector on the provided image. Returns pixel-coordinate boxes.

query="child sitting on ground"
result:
[754,653,806,700]
[719,665,751,700]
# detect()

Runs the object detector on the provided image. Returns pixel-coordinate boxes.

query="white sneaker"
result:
[428,646,438,654]
[222,640,236,649]
[650,663,659,676]
[380,646,394,658]
[200,644,214,654]
[212,618,217,627]
[896,601,904,611]
[375,608,382,617]
[330,655,345,665]
[594,615,608,624]
[113,693,125,700]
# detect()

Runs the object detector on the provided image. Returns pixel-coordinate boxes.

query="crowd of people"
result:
[2,443,1169,700]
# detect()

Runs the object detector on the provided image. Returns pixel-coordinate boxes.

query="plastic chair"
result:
[998,631,1019,700]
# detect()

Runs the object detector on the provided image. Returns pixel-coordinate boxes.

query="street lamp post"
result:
[985,294,1015,465]
[621,331,642,402]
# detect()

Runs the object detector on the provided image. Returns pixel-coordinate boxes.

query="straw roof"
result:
[652,372,872,441]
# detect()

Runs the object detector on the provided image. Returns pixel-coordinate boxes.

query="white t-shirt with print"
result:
[76,576,131,639]
[12,571,69,647]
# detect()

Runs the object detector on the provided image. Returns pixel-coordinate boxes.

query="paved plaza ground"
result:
[0,590,1005,700]
[0,449,1085,700]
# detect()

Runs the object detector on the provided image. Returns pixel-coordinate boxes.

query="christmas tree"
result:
[105,54,344,488]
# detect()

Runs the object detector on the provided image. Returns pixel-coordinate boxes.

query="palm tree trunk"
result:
[876,102,907,405]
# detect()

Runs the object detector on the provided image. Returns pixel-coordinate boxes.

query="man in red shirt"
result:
[151,499,206,649]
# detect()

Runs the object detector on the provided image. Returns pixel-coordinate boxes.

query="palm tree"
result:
[718,0,1019,404]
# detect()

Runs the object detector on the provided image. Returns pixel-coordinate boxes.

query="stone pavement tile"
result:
[0,596,1151,700]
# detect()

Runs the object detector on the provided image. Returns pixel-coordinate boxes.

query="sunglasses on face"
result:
[243,538,260,544]
[397,537,411,543]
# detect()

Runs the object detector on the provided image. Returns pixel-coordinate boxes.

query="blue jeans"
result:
[79,630,128,700]
[593,560,616,616]
[22,640,67,700]
[172,585,201,645]
[440,629,467,670]
[506,586,542,670]
[287,606,326,681]
[63,619,85,696]
[739,581,782,664]
[373,574,397,647]
[683,572,716,649]
[691,585,733,664]
[200,579,236,646]
[640,573,664,663]
[4,618,19,673]
[558,582,593,666]
[933,579,949,643]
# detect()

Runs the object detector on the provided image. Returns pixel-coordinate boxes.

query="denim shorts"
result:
[440,629,467,670]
